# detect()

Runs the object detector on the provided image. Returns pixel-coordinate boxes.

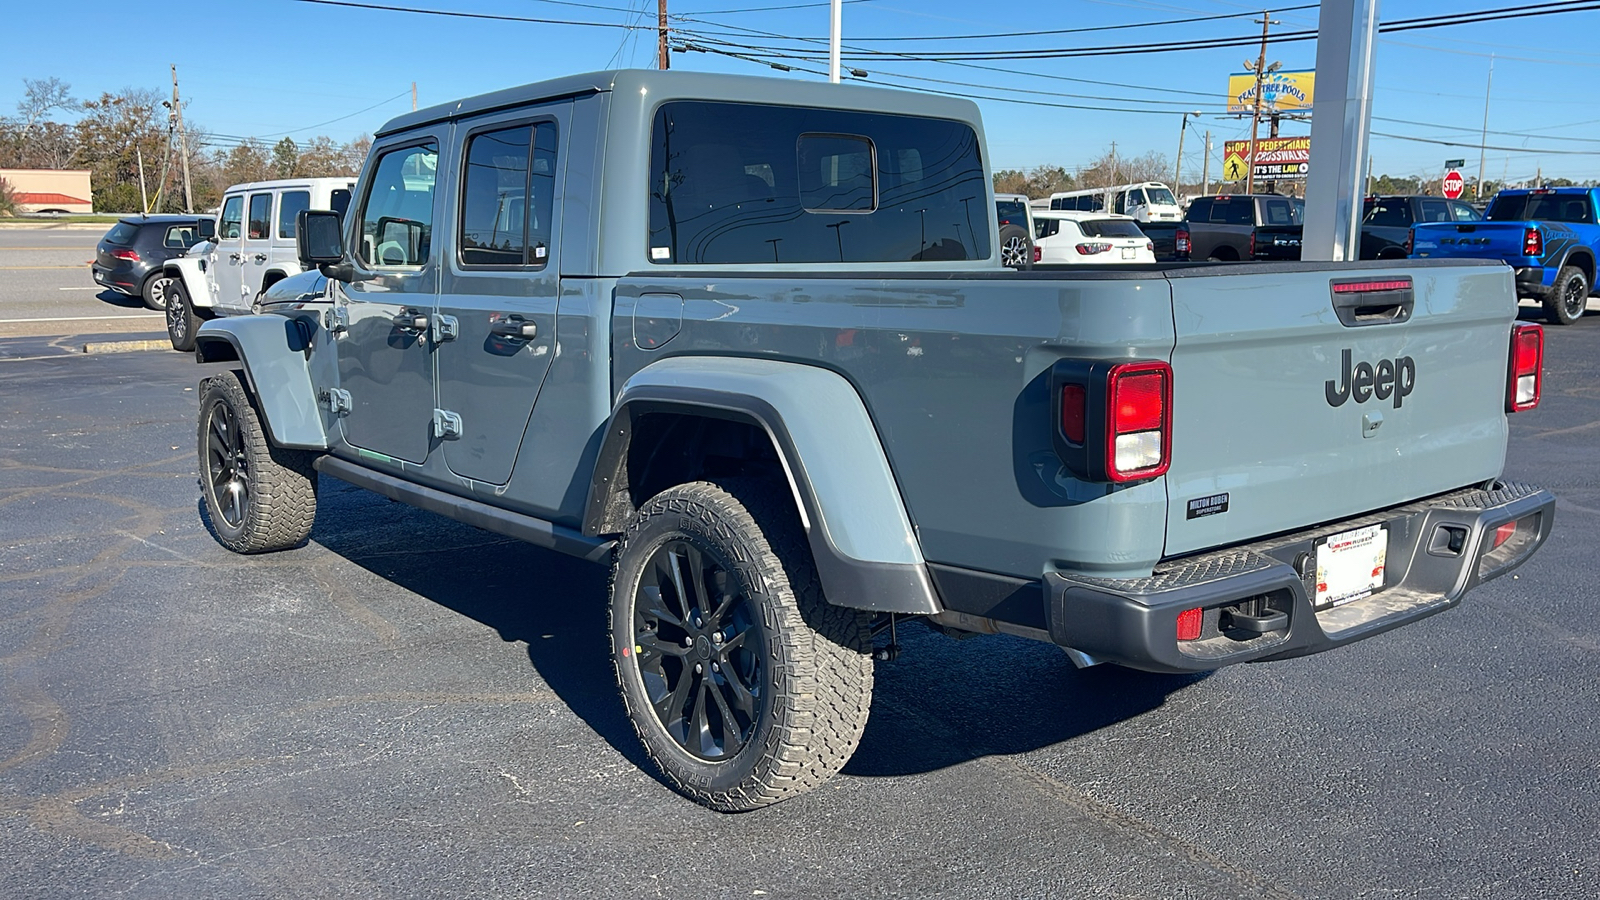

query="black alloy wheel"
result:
[1555,265,1590,325]
[203,395,251,532]
[632,539,762,761]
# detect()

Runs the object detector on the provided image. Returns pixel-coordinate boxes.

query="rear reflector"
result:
[1060,384,1086,444]
[1176,607,1203,641]
[1508,323,1543,412]
[1492,520,1517,549]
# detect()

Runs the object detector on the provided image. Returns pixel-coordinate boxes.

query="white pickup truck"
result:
[162,176,354,350]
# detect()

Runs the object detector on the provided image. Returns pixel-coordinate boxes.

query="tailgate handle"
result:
[1331,278,1414,328]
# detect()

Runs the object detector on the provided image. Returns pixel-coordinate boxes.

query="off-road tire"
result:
[165,279,203,352]
[1543,264,1590,325]
[609,479,873,812]
[141,271,173,311]
[197,371,318,553]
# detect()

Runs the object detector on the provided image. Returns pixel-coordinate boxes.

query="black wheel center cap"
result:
[694,635,713,660]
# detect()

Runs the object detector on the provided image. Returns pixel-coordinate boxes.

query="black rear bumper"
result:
[1044,481,1554,673]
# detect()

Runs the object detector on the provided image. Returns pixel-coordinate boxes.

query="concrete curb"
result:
[82,339,174,354]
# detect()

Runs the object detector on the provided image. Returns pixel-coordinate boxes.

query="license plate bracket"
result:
[1314,523,1388,608]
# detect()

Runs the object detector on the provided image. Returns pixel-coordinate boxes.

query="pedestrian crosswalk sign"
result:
[1223,153,1248,182]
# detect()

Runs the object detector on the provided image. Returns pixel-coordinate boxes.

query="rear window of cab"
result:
[646,101,990,264]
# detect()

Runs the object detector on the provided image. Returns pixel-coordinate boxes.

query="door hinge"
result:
[432,314,459,342]
[324,305,349,335]
[320,387,353,416]
[433,408,463,439]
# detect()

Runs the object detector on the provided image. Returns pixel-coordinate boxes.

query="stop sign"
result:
[1443,170,1465,199]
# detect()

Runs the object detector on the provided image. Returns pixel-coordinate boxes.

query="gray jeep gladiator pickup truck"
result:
[190,69,1555,812]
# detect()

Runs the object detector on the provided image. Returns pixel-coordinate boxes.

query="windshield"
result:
[1080,219,1146,238]
[1144,186,1177,207]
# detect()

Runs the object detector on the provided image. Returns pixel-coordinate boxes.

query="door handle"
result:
[253,253,267,264]
[228,253,240,263]
[489,319,537,340]
[392,312,430,331]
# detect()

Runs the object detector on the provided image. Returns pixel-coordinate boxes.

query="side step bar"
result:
[314,455,615,564]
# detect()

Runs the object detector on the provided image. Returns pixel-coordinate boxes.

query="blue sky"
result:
[4,0,1598,185]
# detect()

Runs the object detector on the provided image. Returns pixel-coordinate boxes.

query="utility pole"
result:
[1174,111,1202,195]
[658,0,670,70]
[1475,55,1493,200]
[169,65,194,214]
[412,82,418,110]
[1202,131,1212,195]
[1244,11,1279,196]
[136,147,149,215]
[1265,111,1282,194]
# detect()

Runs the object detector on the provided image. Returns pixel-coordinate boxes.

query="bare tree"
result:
[17,77,76,135]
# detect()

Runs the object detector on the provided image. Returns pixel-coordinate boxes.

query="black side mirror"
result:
[197,218,216,241]
[297,209,351,281]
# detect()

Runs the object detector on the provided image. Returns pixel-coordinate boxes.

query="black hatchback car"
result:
[91,215,214,310]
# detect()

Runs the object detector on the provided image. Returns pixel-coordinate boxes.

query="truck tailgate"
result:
[1412,222,1529,261]
[1163,262,1513,557]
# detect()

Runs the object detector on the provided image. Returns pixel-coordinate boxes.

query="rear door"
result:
[1162,264,1512,557]
[237,191,274,307]
[434,103,570,485]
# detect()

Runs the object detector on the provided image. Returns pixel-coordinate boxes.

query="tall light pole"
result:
[829,0,842,83]
[1174,111,1203,194]
[1476,55,1494,200]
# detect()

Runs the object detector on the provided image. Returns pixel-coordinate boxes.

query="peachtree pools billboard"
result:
[1227,69,1315,114]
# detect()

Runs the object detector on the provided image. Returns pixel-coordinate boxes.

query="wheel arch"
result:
[193,315,329,450]
[585,357,941,615]
[1558,248,1595,287]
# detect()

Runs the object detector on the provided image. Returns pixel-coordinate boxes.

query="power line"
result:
[681,0,1599,60]
[1371,131,1600,156]
[799,3,1319,41]
[289,0,646,28]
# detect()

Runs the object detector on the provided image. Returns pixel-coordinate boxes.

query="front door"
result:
[333,136,444,465]
[434,106,570,485]
[272,186,311,276]
[212,193,246,311]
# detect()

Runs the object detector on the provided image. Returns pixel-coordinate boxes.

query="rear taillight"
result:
[1075,242,1112,255]
[111,248,140,262]
[1508,323,1542,412]
[1524,227,1542,257]
[1248,232,1256,258]
[1107,363,1171,480]
[1033,245,1041,263]
[1146,240,1154,253]
[1404,228,1414,256]
[1175,228,1190,255]
[1052,359,1173,483]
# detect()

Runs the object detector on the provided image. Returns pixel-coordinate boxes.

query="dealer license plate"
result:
[1121,247,1136,259]
[1314,523,1387,608]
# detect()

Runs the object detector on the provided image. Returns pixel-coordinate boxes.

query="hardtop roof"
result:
[375,68,982,137]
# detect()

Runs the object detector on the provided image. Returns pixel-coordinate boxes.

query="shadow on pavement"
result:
[198,475,1204,782]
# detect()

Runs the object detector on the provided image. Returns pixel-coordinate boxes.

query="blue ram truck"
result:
[1411,187,1599,324]
[190,69,1556,811]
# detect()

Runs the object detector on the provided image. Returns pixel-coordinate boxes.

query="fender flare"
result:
[1554,246,1596,285]
[162,254,215,309]
[584,357,941,615]
[194,315,329,450]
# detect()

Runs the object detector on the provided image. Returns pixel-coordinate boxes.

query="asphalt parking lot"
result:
[2,307,1598,899]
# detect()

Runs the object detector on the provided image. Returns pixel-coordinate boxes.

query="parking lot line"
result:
[0,314,162,323]
[0,265,87,270]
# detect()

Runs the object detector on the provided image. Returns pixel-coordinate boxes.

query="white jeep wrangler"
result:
[162,176,355,351]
